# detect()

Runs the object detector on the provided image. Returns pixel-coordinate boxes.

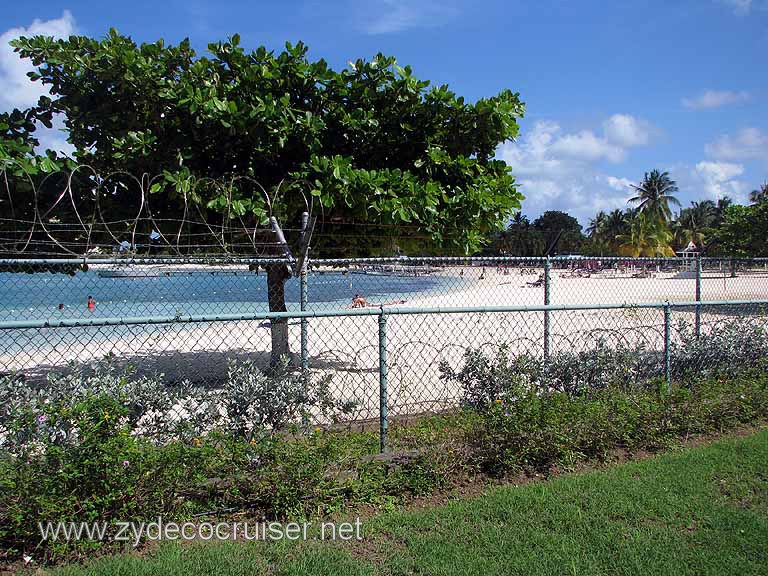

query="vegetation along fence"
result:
[1,256,767,452]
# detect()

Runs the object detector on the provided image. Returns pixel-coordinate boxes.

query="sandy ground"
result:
[2,266,767,422]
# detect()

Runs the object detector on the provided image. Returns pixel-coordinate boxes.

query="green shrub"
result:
[442,317,768,411]
[3,317,768,565]
[0,357,356,456]
[0,404,450,563]
[672,317,768,381]
[470,376,768,476]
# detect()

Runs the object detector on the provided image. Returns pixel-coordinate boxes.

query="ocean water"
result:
[0,269,470,321]
[0,269,476,367]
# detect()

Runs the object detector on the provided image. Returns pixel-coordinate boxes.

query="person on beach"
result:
[87,295,96,311]
[58,303,65,311]
[349,294,406,308]
[525,273,545,287]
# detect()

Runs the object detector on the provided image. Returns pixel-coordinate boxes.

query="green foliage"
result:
[443,317,768,413]
[0,357,355,456]
[8,32,525,254]
[216,357,345,442]
[443,322,768,475]
[749,182,768,205]
[441,340,657,409]
[532,210,584,254]
[470,376,768,476]
[0,108,68,176]
[617,210,676,257]
[673,200,715,249]
[4,320,768,563]
[715,202,768,257]
[0,412,455,563]
[672,316,768,381]
[628,169,680,225]
[485,209,586,256]
[41,429,768,576]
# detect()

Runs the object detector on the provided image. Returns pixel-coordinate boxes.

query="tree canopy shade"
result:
[8,31,525,255]
[483,210,586,257]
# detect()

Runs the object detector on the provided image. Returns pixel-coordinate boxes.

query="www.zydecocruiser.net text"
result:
[38,518,364,546]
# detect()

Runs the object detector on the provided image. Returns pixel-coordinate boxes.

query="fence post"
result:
[663,302,671,394]
[544,256,551,360]
[695,254,702,339]
[378,309,389,453]
[300,266,309,374]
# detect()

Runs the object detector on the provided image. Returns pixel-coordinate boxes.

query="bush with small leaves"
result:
[672,317,768,382]
[0,355,355,456]
[209,357,348,441]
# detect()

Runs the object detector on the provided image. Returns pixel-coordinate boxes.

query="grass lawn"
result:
[50,428,768,576]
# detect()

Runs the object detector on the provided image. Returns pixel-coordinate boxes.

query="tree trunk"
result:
[266,263,292,366]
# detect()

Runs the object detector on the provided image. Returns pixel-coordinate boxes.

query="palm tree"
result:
[714,196,733,226]
[691,201,715,227]
[628,170,681,224]
[594,209,628,253]
[674,209,705,249]
[605,209,627,237]
[618,211,675,257]
[749,182,768,205]
[586,211,607,238]
[510,212,530,228]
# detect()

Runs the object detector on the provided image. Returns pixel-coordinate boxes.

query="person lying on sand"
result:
[523,273,545,287]
[349,294,407,308]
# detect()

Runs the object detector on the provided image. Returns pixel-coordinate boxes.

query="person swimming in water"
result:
[350,294,366,308]
[87,295,96,311]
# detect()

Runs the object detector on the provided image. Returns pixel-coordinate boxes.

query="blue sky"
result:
[1,0,766,224]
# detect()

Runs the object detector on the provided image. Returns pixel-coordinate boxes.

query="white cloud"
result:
[694,161,749,202]
[497,115,653,223]
[0,11,77,111]
[0,11,77,156]
[705,127,768,163]
[550,130,625,163]
[605,176,634,192]
[603,114,652,147]
[682,90,751,109]
[357,0,459,34]
[719,0,753,14]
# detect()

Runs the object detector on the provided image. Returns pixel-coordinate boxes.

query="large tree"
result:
[7,32,525,361]
[717,202,768,257]
[532,210,584,254]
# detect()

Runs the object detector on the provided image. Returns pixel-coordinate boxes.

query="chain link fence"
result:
[1,256,767,450]
[3,255,768,318]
